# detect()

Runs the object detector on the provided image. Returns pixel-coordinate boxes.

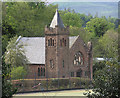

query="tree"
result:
[3,2,57,37]
[98,30,118,60]
[61,11,83,27]
[11,66,27,79]
[85,18,115,37]
[2,57,17,98]
[84,61,120,98]
[93,61,106,78]
[4,36,28,69]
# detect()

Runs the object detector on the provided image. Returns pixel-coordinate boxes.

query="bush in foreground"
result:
[84,61,120,98]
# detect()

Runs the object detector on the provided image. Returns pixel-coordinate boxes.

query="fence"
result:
[11,72,92,93]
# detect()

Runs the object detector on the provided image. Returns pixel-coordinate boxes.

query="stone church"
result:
[19,10,93,80]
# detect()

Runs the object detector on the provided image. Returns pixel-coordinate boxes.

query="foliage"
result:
[2,35,9,55]
[3,2,57,37]
[85,18,115,37]
[69,27,90,43]
[4,36,28,68]
[2,79,17,98]
[11,66,27,80]
[98,30,118,60]
[84,61,120,98]
[92,29,118,58]
[2,2,119,96]
[93,61,106,78]
[2,57,17,98]
[60,11,83,27]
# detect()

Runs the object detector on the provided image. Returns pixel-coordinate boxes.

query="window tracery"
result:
[73,51,83,65]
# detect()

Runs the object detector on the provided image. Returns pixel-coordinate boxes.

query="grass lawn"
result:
[13,89,91,97]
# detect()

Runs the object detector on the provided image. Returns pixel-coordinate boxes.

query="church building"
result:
[19,10,93,80]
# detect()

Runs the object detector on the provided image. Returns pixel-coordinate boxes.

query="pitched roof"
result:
[69,35,79,48]
[19,36,78,64]
[19,37,45,64]
[50,9,64,28]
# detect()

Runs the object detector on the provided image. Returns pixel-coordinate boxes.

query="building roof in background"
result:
[19,36,78,64]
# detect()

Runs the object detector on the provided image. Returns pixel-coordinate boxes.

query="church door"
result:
[76,69,82,77]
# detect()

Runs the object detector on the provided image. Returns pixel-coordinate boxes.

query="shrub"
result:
[84,61,120,98]
[11,66,27,80]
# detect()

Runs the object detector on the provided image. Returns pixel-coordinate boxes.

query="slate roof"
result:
[19,37,45,64]
[50,9,64,28]
[69,35,79,48]
[19,36,78,64]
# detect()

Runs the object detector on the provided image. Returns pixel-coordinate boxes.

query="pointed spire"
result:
[50,9,64,28]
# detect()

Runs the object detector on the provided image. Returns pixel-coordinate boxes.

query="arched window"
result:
[60,38,67,47]
[38,68,40,76]
[52,39,54,46]
[41,67,43,76]
[63,60,64,68]
[65,40,66,46]
[48,38,55,47]
[62,38,64,46]
[43,68,45,76]
[76,69,82,77]
[48,40,50,46]
[50,38,52,46]
[74,51,83,66]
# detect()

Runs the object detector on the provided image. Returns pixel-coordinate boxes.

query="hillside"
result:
[52,2,118,18]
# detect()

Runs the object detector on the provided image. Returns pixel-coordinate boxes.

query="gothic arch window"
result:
[62,38,64,46]
[60,38,66,47]
[48,38,55,47]
[52,39,54,46]
[43,68,45,76]
[50,38,52,46]
[76,69,82,77]
[63,60,64,68]
[73,51,83,66]
[65,40,66,46]
[38,67,40,76]
[48,40,50,46]
[41,67,43,76]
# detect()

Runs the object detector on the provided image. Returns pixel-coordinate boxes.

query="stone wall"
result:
[26,64,45,79]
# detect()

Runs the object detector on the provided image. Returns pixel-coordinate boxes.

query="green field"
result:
[13,89,91,97]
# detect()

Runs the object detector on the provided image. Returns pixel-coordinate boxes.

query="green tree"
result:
[98,30,118,60]
[93,61,106,78]
[85,18,115,37]
[84,61,120,98]
[61,11,83,27]
[11,66,27,79]
[3,2,57,37]
[4,36,28,69]
[2,57,17,98]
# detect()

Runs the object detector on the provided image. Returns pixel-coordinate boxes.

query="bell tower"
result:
[45,10,69,78]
